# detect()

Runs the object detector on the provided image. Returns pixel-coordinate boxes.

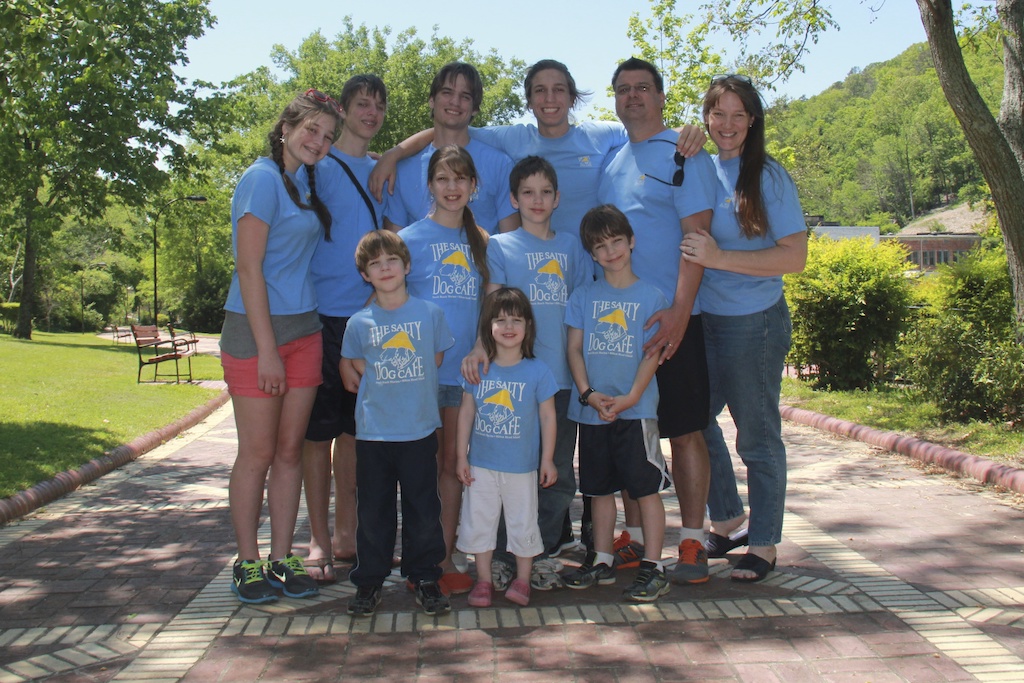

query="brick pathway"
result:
[1,404,1022,682]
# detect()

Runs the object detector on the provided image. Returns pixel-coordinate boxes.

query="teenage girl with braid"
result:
[221,90,340,604]
[398,145,490,595]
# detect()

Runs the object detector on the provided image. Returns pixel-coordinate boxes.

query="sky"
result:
[177,0,928,119]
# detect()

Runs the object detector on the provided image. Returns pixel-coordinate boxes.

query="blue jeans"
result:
[703,297,792,547]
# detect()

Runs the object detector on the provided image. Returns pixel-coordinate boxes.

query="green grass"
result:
[0,332,223,499]
[781,378,1024,469]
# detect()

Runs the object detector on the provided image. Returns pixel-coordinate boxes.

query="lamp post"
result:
[152,195,207,324]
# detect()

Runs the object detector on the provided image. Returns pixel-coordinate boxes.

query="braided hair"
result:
[268,93,340,240]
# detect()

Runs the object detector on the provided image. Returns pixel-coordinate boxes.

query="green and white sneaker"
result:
[263,553,319,598]
[623,561,670,602]
[562,551,615,589]
[231,560,278,604]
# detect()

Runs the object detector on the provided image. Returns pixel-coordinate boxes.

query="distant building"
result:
[882,232,981,270]
[812,226,880,243]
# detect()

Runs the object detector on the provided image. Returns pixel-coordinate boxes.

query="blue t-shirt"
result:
[460,358,558,473]
[598,134,717,312]
[310,150,390,317]
[699,156,806,316]
[471,121,628,237]
[565,278,667,425]
[487,228,592,389]
[400,218,484,386]
[388,139,516,234]
[225,156,321,315]
[341,296,454,441]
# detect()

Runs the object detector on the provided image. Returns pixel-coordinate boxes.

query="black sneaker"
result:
[562,551,615,589]
[623,561,670,603]
[263,553,319,598]
[414,580,451,616]
[347,584,382,617]
[231,560,278,604]
[546,512,578,557]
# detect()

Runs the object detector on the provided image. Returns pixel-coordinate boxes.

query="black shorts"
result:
[304,314,357,441]
[656,314,711,438]
[578,418,671,498]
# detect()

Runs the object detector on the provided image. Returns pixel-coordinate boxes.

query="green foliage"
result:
[785,235,912,390]
[780,377,1024,466]
[2,0,219,338]
[0,332,222,498]
[0,304,18,334]
[898,244,1022,422]
[625,0,725,125]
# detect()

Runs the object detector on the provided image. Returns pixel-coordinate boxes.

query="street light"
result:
[152,195,207,324]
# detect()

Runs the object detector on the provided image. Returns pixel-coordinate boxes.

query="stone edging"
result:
[0,390,230,525]
[780,404,1024,495]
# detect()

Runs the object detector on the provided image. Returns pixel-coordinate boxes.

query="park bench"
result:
[106,325,133,344]
[131,324,199,383]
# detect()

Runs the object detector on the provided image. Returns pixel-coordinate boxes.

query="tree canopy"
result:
[2,0,218,338]
[638,0,1024,325]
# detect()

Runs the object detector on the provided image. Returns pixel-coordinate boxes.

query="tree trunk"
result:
[916,0,1024,327]
[13,192,37,340]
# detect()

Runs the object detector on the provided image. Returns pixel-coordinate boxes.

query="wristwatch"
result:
[578,387,595,406]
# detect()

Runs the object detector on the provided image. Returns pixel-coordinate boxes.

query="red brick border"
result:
[0,390,230,526]
[780,404,1024,495]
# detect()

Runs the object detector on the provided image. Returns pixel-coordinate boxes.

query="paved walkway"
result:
[1,403,1022,682]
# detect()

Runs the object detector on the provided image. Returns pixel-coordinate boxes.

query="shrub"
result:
[785,235,912,390]
[898,245,1021,422]
[0,303,18,334]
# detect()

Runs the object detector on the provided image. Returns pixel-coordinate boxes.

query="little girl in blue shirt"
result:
[456,288,558,607]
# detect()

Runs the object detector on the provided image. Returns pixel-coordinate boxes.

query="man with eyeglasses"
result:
[597,57,717,587]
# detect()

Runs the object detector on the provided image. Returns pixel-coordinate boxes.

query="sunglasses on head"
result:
[645,138,686,187]
[711,73,753,86]
[304,88,341,112]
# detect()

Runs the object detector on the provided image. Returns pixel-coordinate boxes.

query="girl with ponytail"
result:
[220,90,340,604]
[398,144,489,594]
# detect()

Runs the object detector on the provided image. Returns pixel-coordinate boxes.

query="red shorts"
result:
[221,331,323,398]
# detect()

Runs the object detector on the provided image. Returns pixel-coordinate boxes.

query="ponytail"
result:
[461,205,490,290]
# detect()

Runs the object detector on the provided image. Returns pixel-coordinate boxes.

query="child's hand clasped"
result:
[539,461,557,488]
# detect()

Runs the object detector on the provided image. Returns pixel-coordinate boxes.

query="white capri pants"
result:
[456,465,544,558]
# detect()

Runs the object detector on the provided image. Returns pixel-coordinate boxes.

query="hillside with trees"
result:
[767,30,1002,231]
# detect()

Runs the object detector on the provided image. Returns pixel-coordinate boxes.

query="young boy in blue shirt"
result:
[340,230,455,617]
[563,204,673,602]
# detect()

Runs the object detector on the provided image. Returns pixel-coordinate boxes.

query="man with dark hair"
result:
[384,62,519,235]
[598,57,718,586]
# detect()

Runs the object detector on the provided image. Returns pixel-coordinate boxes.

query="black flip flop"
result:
[730,552,775,582]
[310,557,337,585]
[706,527,749,558]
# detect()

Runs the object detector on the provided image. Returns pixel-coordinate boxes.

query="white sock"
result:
[678,527,703,545]
[644,557,666,570]
[594,551,615,567]
[626,526,643,544]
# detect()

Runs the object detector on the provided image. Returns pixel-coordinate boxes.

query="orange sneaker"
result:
[438,571,474,595]
[612,531,645,569]
[670,538,709,584]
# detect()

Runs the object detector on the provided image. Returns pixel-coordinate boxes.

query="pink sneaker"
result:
[505,578,531,606]
[467,580,493,607]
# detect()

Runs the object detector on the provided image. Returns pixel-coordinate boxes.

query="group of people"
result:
[220,56,807,618]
